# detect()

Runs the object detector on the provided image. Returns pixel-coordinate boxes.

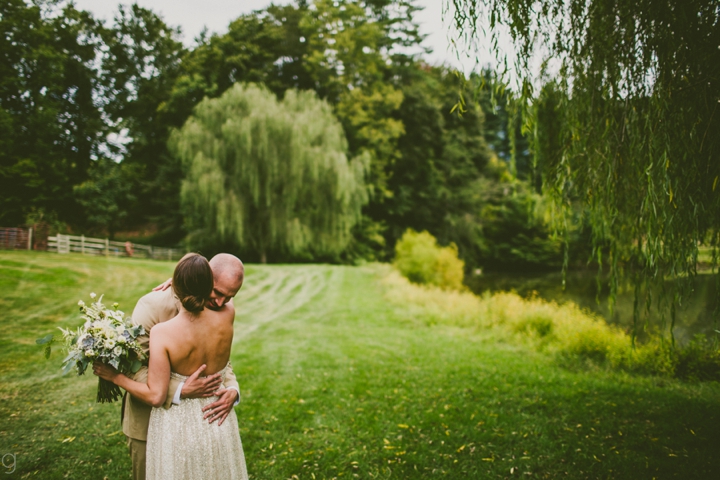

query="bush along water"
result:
[382,265,720,382]
[393,229,465,290]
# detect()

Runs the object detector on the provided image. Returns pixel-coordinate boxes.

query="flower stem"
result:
[97,378,122,403]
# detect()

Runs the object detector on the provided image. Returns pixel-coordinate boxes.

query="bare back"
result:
[154,304,235,376]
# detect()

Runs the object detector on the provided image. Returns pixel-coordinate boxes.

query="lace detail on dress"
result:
[146,362,247,480]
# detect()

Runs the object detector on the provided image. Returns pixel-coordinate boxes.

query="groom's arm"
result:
[166,365,224,408]
[223,365,241,403]
[129,291,173,406]
[164,375,183,409]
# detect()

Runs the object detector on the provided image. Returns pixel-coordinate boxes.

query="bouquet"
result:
[39,293,146,403]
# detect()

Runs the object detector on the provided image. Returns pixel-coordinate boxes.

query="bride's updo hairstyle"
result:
[172,253,213,314]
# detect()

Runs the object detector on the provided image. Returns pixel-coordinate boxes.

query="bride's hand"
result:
[181,365,223,399]
[93,361,120,382]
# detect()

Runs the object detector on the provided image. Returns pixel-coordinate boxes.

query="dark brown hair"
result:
[172,253,213,314]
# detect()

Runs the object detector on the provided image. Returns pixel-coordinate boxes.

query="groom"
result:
[123,253,244,480]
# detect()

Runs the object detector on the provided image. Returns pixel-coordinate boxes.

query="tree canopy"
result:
[0,0,102,225]
[2,0,569,273]
[171,83,369,262]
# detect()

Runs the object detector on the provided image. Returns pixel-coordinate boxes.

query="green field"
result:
[1,251,719,479]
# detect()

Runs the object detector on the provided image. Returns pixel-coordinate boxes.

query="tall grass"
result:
[381,266,720,380]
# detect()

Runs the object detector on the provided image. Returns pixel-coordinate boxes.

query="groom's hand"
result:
[152,277,173,292]
[180,364,223,399]
[202,388,238,426]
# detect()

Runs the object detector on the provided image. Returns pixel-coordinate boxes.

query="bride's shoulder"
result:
[213,302,235,321]
[149,319,172,339]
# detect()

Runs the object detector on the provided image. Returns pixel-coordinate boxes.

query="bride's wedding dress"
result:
[146,365,248,480]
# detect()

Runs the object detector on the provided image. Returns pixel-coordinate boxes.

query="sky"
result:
[72,0,510,75]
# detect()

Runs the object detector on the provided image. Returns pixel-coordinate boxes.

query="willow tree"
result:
[170,83,369,262]
[450,0,720,332]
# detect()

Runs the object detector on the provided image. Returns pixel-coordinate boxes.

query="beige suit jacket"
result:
[121,288,240,441]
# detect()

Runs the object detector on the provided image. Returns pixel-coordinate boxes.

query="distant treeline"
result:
[1,0,585,270]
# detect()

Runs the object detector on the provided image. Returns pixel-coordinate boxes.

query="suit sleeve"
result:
[224,363,240,401]
[128,291,181,408]
[162,375,182,409]
[130,295,156,360]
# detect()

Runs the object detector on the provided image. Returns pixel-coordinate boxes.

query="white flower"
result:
[116,325,125,334]
[85,349,96,357]
[117,335,126,344]
[95,319,111,331]
[78,300,85,307]
[90,292,97,299]
[113,346,123,356]
[104,339,116,349]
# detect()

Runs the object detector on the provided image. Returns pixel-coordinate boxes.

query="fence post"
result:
[81,235,85,255]
[105,238,109,257]
[27,228,32,251]
[149,245,153,260]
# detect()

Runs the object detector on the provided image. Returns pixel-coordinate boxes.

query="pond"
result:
[466,270,719,346]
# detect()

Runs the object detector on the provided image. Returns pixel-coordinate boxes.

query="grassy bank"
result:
[382,268,720,380]
[1,251,719,479]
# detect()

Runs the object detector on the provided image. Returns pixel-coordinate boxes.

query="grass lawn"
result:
[1,250,719,479]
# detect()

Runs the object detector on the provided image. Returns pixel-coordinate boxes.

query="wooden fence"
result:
[47,234,185,261]
[0,227,32,250]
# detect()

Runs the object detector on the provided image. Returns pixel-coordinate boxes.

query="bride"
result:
[94,253,248,479]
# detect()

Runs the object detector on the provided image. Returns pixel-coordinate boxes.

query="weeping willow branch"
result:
[170,83,369,262]
[449,0,720,337]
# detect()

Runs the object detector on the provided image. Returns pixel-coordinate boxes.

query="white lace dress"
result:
[146,365,248,480]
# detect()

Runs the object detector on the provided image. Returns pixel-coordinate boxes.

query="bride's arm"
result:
[93,327,171,407]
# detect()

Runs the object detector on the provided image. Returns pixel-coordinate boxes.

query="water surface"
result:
[466,270,719,345]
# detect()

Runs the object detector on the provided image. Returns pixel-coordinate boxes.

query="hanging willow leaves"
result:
[171,83,369,262]
[449,0,720,334]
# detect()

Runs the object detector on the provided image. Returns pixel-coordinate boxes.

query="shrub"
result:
[512,311,554,338]
[393,229,464,290]
[674,335,720,381]
[380,266,481,327]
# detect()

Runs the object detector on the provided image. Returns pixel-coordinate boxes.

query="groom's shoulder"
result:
[131,288,178,326]
[136,288,174,306]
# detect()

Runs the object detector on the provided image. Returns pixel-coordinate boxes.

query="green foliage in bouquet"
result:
[37,293,146,403]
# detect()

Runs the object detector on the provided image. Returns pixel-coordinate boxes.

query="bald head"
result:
[206,253,244,309]
[209,253,244,282]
